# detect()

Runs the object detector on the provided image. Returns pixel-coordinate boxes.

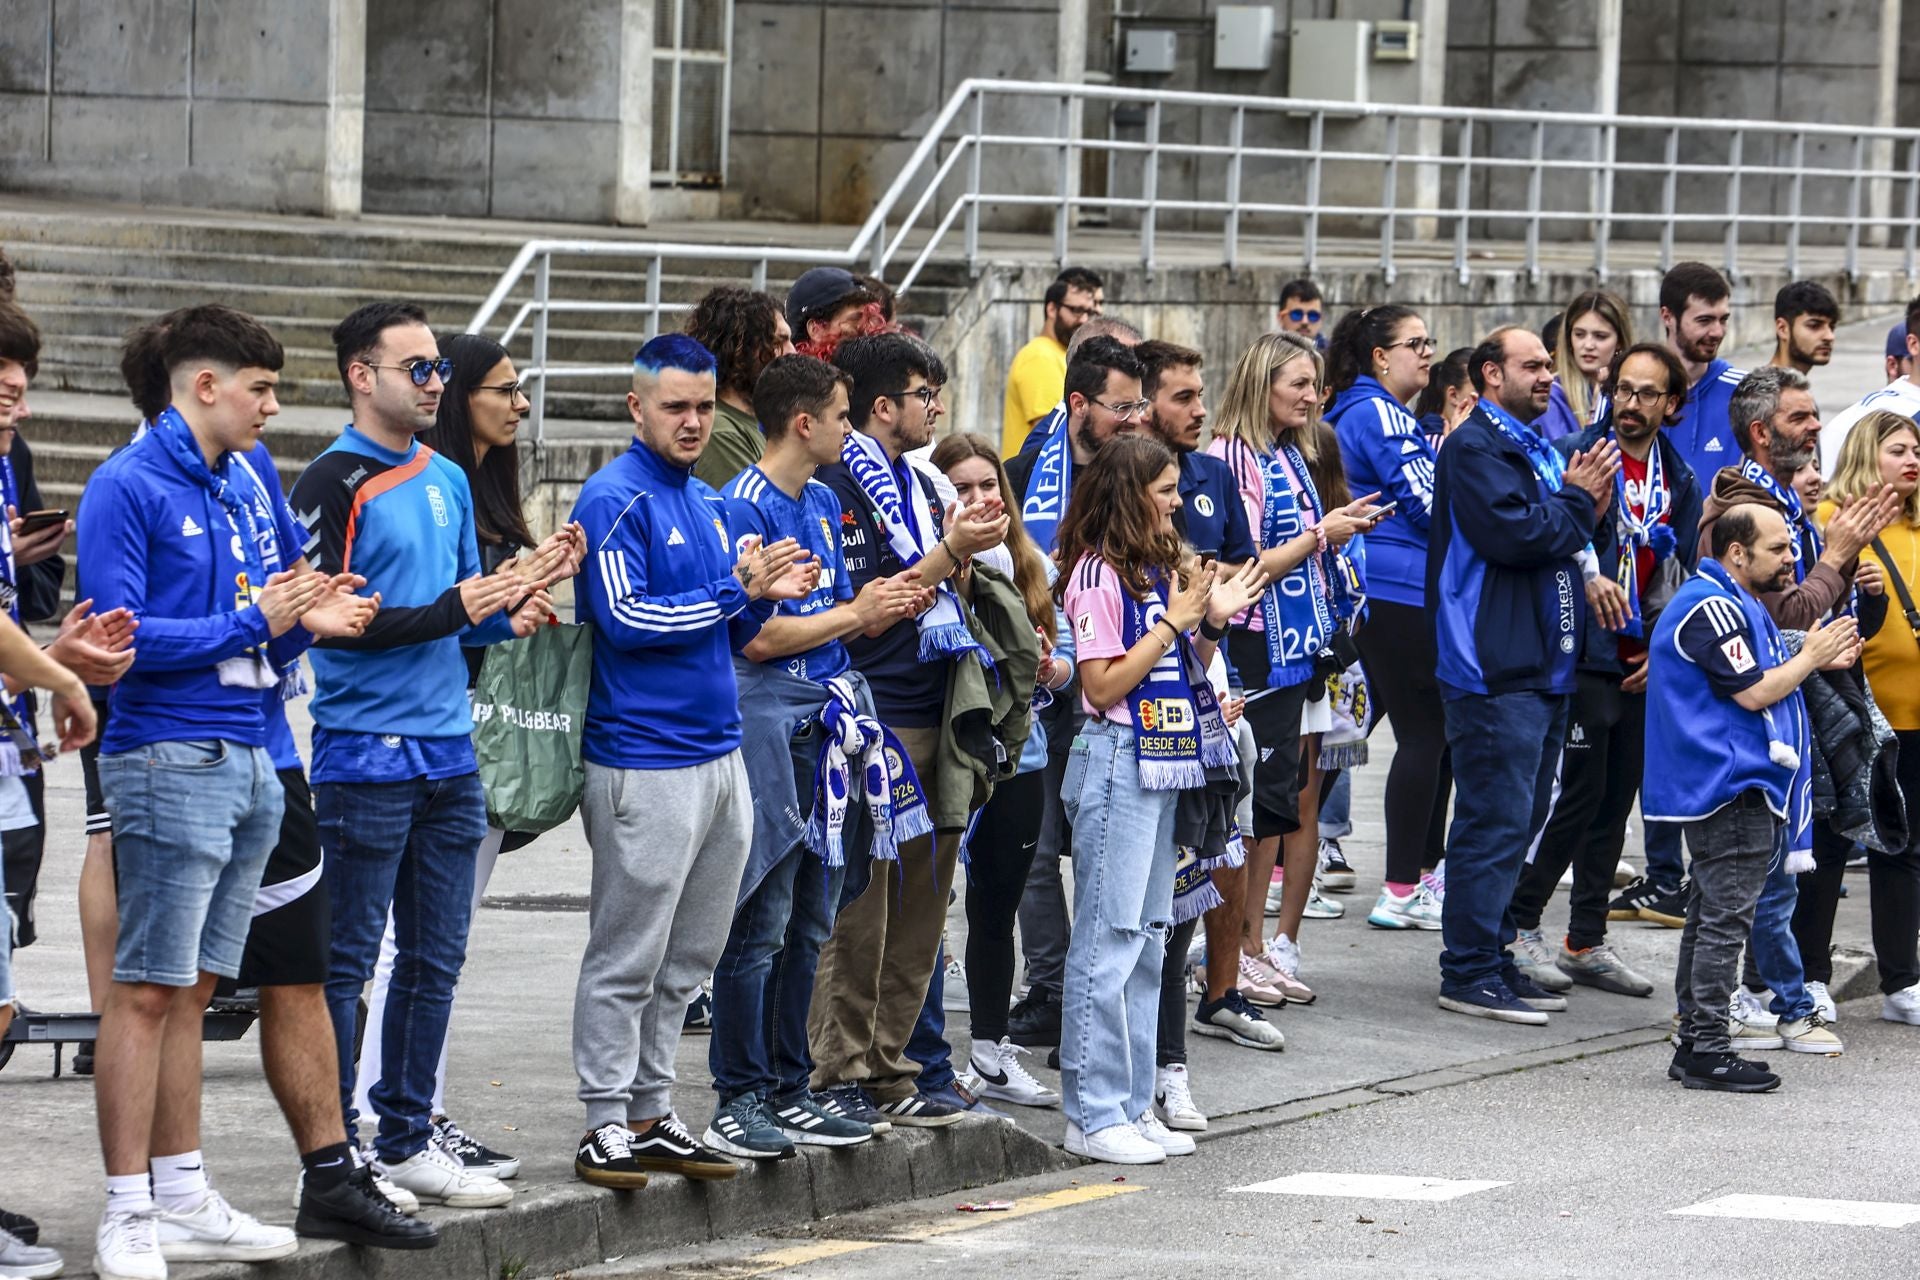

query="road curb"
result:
[197,1119,1076,1280]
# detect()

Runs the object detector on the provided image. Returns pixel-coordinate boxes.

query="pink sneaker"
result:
[1236,953,1286,1006]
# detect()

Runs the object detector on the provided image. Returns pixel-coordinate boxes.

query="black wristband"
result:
[1199,617,1228,643]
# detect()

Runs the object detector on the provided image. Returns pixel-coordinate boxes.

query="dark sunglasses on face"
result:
[1286,307,1323,324]
[364,358,454,387]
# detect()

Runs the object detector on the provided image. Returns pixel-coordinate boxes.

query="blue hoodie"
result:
[1426,405,1599,700]
[1666,358,1745,487]
[79,426,314,754]
[1326,376,1437,608]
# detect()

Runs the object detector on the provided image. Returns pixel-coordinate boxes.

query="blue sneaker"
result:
[818,1083,892,1135]
[927,1078,1013,1123]
[769,1090,873,1147]
[1437,980,1550,1025]
[1501,966,1569,1012]
[702,1094,795,1161]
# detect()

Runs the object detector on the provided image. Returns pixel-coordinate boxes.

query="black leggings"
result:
[1356,598,1452,884]
[1157,917,1199,1067]
[964,768,1046,1042]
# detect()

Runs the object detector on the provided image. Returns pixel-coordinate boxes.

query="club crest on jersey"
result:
[735,532,756,557]
[1193,494,1214,518]
[713,518,728,548]
[425,484,449,527]
[819,517,834,546]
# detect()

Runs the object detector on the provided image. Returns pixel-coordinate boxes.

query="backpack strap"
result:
[1871,535,1920,650]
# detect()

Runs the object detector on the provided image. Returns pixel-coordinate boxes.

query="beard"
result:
[1074,419,1103,459]
[1768,424,1814,477]
[1680,331,1721,365]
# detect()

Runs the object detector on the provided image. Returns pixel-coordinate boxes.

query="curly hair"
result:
[684,286,781,400]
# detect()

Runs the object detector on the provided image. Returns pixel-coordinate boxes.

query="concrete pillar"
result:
[1057,0,1088,227]
[614,0,655,226]
[324,0,367,216]
[1867,0,1899,247]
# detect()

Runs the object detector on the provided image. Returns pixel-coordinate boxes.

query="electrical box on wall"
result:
[1373,19,1418,62]
[1124,30,1178,75]
[1288,19,1369,103]
[1213,6,1275,72]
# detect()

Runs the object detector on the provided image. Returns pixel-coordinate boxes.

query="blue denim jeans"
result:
[317,772,488,1162]
[1058,720,1177,1134]
[1749,842,1813,1021]
[98,740,283,986]
[1319,768,1353,840]
[1643,819,1685,892]
[709,842,845,1102]
[1439,691,1569,994]
[908,940,956,1094]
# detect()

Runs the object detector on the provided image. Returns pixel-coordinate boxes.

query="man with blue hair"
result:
[568,334,819,1188]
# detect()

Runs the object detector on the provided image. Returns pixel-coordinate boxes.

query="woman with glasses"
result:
[1209,333,1384,1006]
[352,333,582,1184]
[1324,307,1451,931]
[1537,291,1631,443]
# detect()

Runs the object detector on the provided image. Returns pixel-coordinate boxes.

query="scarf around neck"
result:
[1612,438,1674,639]
[1735,455,1853,618]
[1020,411,1074,554]
[1235,438,1336,689]
[1117,572,1237,789]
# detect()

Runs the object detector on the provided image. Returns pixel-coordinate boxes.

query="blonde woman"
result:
[1538,290,1631,442]
[1815,411,1920,1025]
[1205,333,1387,1005]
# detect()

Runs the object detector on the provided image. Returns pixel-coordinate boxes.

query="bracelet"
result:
[1199,617,1228,643]
[1150,619,1177,650]
[1313,524,1329,554]
[940,536,962,564]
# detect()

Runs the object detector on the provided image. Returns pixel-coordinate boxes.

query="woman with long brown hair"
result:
[1052,433,1263,1164]
[1538,290,1631,442]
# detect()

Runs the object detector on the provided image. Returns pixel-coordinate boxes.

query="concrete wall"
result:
[0,0,364,214]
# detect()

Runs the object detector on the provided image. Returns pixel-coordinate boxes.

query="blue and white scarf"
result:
[1735,455,1854,619]
[0,451,31,776]
[842,431,988,664]
[1612,439,1676,639]
[1118,573,1237,789]
[1480,399,1566,492]
[1236,439,1336,689]
[1019,403,1073,554]
[807,675,932,866]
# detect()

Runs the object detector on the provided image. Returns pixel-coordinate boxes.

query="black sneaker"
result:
[1503,966,1569,1012]
[296,1164,440,1250]
[72,1043,94,1077]
[575,1123,652,1189]
[432,1115,520,1180]
[1682,1050,1781,1093]
[873,1092,966,1128]
[1636,879,1690,928]
[818,1082,892,1135]
[682,989,714,1034]
[625,1114,739,1180]
[0,1207,37,1246]
[1606,875,1664,921]
[1007,987,1062,1048]
[1667,1043,1693,1082]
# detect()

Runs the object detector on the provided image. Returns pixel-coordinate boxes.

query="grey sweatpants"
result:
[1674,793,1780,1056]
[574,753,751,1129]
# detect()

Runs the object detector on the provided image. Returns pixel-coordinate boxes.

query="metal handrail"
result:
[470,77,1920,443]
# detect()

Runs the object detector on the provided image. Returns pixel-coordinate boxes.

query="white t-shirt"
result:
[1821,377,1920,476]
[0,775,35,833]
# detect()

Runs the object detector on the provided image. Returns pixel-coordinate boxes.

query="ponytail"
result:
[1326,304,1420,394]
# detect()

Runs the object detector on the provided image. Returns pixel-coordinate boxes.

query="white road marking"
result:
[1232,1173,1510,1202]
[1669,1195,1920,1229]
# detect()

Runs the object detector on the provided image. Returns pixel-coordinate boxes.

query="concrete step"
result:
[28,439,305,491]
[11,276,491,326]
[0,208,538,269]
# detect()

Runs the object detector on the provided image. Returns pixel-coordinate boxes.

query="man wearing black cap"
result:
[788,268,878,359]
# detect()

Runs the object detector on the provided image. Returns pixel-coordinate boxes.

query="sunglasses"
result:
[364,358,454,387]
[1285,307,1323,324]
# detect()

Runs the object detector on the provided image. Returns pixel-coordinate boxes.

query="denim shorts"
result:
[98,739,284,987]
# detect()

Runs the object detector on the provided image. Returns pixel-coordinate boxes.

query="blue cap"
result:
[1889,321,1909,359]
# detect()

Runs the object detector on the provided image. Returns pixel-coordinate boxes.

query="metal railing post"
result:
[530,252,551,446]
[1594,122,1616,281]
[1723,130,1743,280]
[1524,119,1544,284]
[1224,106,1245,271]
[1053,94,1071,268]
[1660,127,1679,271]
[1304,111,1325,275]
[1141,100,1161,273]
[1786,133,1805,279]
[644,257,663,341]
[751,259,768,293]
[1846,134,1865,282]
[1380,115,1400,284]
[968,91,986,276]
[1453,118,1474,285]
[1907,138,1920,282]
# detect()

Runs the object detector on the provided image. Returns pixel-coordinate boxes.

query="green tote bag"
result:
[472,621,594,834]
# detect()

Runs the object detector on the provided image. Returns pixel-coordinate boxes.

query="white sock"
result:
[150,1150,209,1213]
[105,1173,153,1218]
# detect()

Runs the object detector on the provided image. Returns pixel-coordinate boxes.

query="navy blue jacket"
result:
[1554,419,1703,677]
[1426,407,1599,700]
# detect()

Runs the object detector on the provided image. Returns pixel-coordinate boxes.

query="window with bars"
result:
[652,0,731,186]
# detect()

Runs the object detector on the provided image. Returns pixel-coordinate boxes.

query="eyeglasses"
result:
[363,358,454,387]
[1285,307,1323,324]
[1385,337,1438,355]
[477,380,527,400]
[1613,384,1674,407]
[1091,397,1152,421]
[885,386,942,409]
[1057,301,1103,321]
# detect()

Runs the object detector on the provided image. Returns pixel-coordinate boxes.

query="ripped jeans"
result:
[1058,719,1178,1135]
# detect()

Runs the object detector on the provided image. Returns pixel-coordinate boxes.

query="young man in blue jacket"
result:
[568,335,815,1188]
[1427,325,1618,1026]
[1506,343,1702,1000]
[1660,262,1745,485]
[291,302,563,1213]
[80,306,381,1280]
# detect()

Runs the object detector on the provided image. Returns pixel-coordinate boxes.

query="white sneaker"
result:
[1133,1109,1196,1156]
[380,1143,513,1208]
[1731,987,1779,1029]
[1367,884,1442,930]
[154,1189,296,1263]
[0,1226,64,1280]
[1303,885,1345,919]
[1778,1012,1844,1055]
[968,1037,1060,1107]
[1805,980,1838,1022]
[1064,1121,1165,1165]
[1154,1063,1208,1132]
[1881,982,1920,1025]
[93,1210,165,1280]
[1614,859,1636,888]
[1264,877,1285,916]
[1510,928,1574,993]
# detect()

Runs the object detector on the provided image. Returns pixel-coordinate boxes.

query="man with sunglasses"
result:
[1276,279,1326,352]
[290,301,563,1212]
[1001,266,1105,459]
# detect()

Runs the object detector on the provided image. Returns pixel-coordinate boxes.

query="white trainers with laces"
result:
[967,1037,1060,1107]
[1064,1120,1165,1165]
[1133,1109,1196,1156]
[1731,987,1779,1029]
[93,1209,166,1280]
[1153,1063,1208,1132]
[1805,980,1837,1022]
[1262,933,1316,1004]
[0,1225,65,1280]
[1882,982,1920,1025]
[380,1143,513,1208]
[154,1189,297,1263]
[1368,884,1443,930]
[1303,885,1345,919]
